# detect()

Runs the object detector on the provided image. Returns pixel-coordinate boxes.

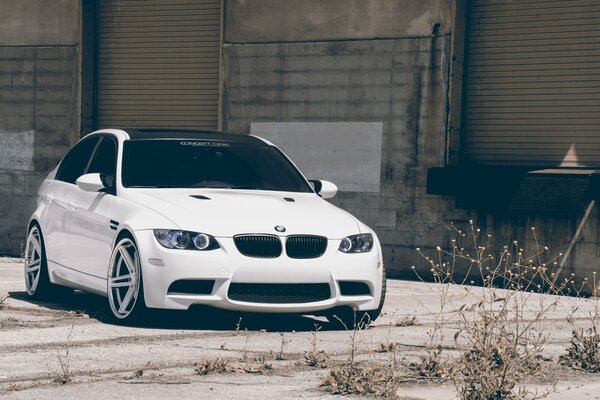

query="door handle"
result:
[47,193,55,203]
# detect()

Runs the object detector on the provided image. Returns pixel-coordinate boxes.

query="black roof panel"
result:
[124,128,265,145]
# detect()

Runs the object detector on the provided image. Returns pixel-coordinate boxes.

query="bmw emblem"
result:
[274,225,286,233]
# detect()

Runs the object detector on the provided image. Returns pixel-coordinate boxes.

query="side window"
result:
[87,137,117,177]
[55,137,100,184]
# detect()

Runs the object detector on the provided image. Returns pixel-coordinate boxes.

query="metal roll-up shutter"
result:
[97,0,221,130]
[464,0,600,167]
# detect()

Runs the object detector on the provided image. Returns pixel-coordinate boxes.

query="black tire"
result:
[24,224,74,300]
[327,265,387,328]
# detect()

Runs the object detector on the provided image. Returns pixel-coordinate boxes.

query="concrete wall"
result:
[223,0,597,283]
[223,0,456,277]
[0,0,80,254]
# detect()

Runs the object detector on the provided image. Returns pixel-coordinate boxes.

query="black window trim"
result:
[55,134,119,196]
[55,135,101,185]
[86,134,118,195]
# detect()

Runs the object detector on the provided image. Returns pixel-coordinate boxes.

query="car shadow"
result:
[8,290,344,332]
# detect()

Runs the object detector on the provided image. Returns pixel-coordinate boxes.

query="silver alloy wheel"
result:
[24,226,43,295]
[108,238,141,319]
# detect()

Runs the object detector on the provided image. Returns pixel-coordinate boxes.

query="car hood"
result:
[125,189,361,238]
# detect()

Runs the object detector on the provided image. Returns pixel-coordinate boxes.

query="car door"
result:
[67,136,118,278]
[45,136,100,266]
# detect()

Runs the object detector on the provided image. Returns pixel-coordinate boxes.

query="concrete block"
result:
[0,0,80,46]
[225,0,452,42]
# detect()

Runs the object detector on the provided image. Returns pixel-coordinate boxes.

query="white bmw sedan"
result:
[24,129,386,324]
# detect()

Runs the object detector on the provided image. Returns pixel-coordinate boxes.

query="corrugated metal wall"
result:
[464,0,600,167]
[97,0,221,130]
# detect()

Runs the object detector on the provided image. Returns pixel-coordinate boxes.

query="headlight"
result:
[153,230,220,251]
[338,233,373,253]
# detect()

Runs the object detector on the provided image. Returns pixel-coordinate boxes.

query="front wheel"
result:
[107,237,147,321]
[327,265,387,328]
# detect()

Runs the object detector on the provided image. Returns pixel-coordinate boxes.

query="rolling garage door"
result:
[464,0,600,167]
[97,0,221,130]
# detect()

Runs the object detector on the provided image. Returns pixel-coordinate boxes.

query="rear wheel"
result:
[107,237,147,321]
[24,224,73,299]
[327,265,387,328]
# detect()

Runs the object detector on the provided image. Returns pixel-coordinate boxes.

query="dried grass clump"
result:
[395,316,418,327]
[195,358,233,375]
[561,323,600,372]
[195,357,273,375]
[304,350,330,368]
[409,349,446,379]
[376,342,398,353]
[451,328,545,400]
[560,272,600,373]
[321,364,400,397]
[0,295,9,310]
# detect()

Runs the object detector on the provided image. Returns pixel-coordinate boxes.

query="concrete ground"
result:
[2,257,600,399]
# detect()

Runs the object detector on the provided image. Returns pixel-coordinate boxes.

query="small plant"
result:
[376,341,397,353]
[196,358,232,375]
[321,365,400,397]
[321,313,401,397]
[276,333,289,361]
[233,316,243,335]
[304,324,329,368]
[560,272,600,373]
[395,316,418,327]
[409,348,445,379]
[55,325,75,384]
[243,354,274,374]
[560,324,600,372]
[195,357,273,375]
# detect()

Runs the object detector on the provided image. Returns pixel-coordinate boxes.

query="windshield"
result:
[121,139,313,192]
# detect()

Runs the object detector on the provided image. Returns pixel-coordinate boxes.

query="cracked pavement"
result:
[2,258,600,399]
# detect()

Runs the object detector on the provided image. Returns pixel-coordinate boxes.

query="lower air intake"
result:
[228,283,331,303]
[167,279,215,295]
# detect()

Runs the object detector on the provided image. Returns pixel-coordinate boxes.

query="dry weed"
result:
[195,358,232,375]
[560,273,600,373]
[413,221,563,399]
[321,312,402,397]
[195,357,273,375]
[395,316,418,327]
[561,310,600,373]
[303,323,329,368]
[409,349,446,379]
[54,325,75,384]
[276,333,289,361]
[0,295,8,310]
[321,364,400,397]
[377,342,398,353]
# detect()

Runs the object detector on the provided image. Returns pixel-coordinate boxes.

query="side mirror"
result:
[76,173,106,192]
[309,180,338,199]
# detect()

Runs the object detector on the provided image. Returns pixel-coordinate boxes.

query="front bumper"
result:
[134,230,384,313]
